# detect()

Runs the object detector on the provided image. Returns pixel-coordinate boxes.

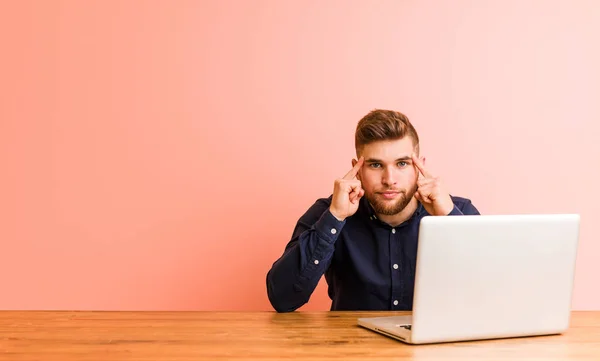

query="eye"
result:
[369,163,382,169]
[398,161,408,167]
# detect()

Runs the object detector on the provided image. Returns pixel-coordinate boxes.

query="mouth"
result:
[377,191,401,200]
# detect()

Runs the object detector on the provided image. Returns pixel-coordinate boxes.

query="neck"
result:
[376,197,419,227]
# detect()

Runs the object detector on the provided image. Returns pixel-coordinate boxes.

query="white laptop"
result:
[358,214,580,344]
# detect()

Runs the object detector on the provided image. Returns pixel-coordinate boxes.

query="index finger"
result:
[343,157,364,180]
[412,154,433,178]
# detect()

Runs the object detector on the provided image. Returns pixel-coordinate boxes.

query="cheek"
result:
[406,166,418,179]
[359,172,377,191]
[399,169,418,186]
[408,170,418,183]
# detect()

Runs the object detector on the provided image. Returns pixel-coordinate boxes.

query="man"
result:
[266,109,480,312]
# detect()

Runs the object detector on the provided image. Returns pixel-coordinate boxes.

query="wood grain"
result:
[1,311,599,360]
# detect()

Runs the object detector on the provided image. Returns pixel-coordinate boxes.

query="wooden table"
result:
[1,311,599,360]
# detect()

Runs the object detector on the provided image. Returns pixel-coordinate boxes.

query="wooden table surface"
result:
[1,311,600,360]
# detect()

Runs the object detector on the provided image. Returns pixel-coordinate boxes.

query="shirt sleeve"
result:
[448,197,481,216]
[266,198,345,312]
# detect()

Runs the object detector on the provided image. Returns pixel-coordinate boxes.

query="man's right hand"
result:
[329,157,365,221]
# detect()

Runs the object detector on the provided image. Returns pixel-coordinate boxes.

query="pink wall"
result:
[1,1,599,311]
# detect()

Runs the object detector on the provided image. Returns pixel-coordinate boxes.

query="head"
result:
[353,109,422,216]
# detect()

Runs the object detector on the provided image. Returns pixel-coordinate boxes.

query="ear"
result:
[421,156,426,166]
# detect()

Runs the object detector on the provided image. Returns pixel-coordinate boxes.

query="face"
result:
[354,137,421,216]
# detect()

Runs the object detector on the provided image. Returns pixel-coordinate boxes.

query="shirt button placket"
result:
[391,227,401,309]
[391,228,399,273]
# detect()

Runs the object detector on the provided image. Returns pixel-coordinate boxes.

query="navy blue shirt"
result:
[266,195,480,312]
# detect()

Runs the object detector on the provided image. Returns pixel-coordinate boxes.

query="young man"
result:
[266,109,480,312]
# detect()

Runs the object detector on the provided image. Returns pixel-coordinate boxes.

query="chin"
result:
[371,196,409,216]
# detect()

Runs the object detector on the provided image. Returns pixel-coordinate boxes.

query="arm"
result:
[266,157,366,312]
[266,199,344,312]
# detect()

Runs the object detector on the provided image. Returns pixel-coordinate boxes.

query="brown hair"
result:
[355,109,420,155]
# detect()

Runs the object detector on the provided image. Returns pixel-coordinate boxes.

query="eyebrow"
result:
[365,156,412,163]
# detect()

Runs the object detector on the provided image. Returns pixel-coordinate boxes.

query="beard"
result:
[365,183,418,216]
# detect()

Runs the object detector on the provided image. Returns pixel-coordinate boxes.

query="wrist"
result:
[329,207,345,222]
[441,201,455,216]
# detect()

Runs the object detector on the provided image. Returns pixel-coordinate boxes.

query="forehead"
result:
[360,138,415,160]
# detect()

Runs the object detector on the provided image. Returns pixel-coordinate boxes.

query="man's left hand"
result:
[411,154,455,216]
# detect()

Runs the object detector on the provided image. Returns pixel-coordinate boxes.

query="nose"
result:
[382,168,397,186]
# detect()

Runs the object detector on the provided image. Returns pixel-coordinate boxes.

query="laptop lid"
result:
[410,214,580,344]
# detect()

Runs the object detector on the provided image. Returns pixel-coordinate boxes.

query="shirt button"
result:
[330,228,337,234]
[393,300,399,306]
[393,264,399,270]
[392,228,396,234]
[314,260,319,265]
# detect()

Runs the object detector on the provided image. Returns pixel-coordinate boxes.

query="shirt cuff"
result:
[447,204,464,216]
[313,209,346,243]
